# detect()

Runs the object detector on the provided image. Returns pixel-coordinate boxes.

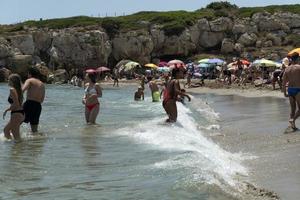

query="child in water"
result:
[134,86,144,101]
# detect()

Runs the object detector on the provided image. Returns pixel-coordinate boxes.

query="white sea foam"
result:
[115,102,248,188]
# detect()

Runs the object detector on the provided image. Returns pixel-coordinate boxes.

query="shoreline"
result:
[189,86,299,200]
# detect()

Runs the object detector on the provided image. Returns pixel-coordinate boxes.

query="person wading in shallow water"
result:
[22,67,45,133]
[82,73,102,124]
[282,52,300,131]
[3,74,24,141]
[162,67,191,123]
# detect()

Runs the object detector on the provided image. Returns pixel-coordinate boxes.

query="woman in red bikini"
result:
[82,73,102,124]
[162,68,191,123]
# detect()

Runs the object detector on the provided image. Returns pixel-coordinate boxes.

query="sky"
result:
[1,0,299,24]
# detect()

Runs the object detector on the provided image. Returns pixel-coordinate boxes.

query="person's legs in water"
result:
[85,107,91,123]
[88,104,100,124]
[163,99,177,122]
[288,96,297,129]
[4,122,12,139]
[11,113,24,141]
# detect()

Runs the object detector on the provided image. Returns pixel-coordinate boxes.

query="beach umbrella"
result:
[144,63,158,69]
[234,59,250,65]
[96,66,110,73]
[167,59,185,68]
[159,61,168,67]
[85,69,96,73]
[252,59,279,67]
[124,61,141,72]
[287,47,300,56]
[198,58,224,64]
[197,63,211,68]
[157,67,170,73]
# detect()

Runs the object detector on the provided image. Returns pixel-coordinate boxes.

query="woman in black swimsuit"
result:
[3,74,24,141]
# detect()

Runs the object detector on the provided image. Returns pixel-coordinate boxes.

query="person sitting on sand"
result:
[162,68,191,123]
[3,74,25,141]
[147,76,160,102]
[82,73,102,124]
[134,86,144,101]
[282,52,300,130]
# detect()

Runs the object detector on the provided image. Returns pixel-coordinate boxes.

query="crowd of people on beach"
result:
[2,52,300,141]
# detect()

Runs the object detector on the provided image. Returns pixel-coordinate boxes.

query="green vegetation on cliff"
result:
[1,2,300,36]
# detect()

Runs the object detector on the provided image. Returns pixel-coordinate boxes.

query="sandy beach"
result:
[187,85,300,200]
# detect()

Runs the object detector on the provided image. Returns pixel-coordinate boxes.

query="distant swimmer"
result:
[282,52,300,131]
[134,86,144,101]
[147,76,160,102]
[162,68,191,123]
[82,73,102,124]
[22,67,45,133]
[3,74,24,141]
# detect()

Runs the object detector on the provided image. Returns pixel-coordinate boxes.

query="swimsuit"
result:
[8,96,24,115]
[85,85,99,111]
[152,91,160,102]
[23,100,42,125]
[288,87,300,97]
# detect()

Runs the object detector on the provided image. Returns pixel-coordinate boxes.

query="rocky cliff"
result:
[0,9,299,79]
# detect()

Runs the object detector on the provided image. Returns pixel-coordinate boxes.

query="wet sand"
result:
[188,87,300,200]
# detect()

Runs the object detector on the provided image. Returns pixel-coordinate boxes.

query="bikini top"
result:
[85,85,98,95]
[8,96,13,104]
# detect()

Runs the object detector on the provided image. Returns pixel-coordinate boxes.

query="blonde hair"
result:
[8,74,23,105]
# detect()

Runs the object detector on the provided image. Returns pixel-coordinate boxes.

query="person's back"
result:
[26,78,45,102]
[23,66,45,133]
[284,64,300,88]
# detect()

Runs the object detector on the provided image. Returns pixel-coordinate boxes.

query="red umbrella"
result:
[234,59,250,65]
[96,66,110,73]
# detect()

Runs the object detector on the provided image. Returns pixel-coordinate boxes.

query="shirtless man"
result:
[147,76,160,102]
[282,53,300,130]
[162,68,191,123]
[22,66,45,133]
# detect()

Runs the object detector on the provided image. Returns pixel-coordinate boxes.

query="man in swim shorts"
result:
[282,53,300,130]
[147,76,160,102]
[22,66,45,133]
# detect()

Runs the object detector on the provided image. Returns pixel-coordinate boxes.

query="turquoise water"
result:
[0,84,249,199]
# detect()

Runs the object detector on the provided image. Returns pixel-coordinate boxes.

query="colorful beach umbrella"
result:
[144,63,158,69]
[96,66,110,73]
[124,61,141,72]
[85,69,96,73]
[252,59,280,67]
[234,59,250,65]
[158,61,168,67]
[157,67,170,73]
[287,47,300,56]
[198,58,224,64]
[167,59,185,68]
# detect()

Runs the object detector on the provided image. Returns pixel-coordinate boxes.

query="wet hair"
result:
[8,74,23,105]
[87,72,97,83]
[28,66,41,79]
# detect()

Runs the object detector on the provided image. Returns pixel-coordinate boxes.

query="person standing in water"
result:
[162,67,191,123]
[82,73,102,124]
[22,67,45,133]
[134,86,144,101]
[3,74,25,141]
[147,76,160,102]
[282,53,300,130]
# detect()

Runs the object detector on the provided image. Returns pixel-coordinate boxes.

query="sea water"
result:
[0,84,250,200]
